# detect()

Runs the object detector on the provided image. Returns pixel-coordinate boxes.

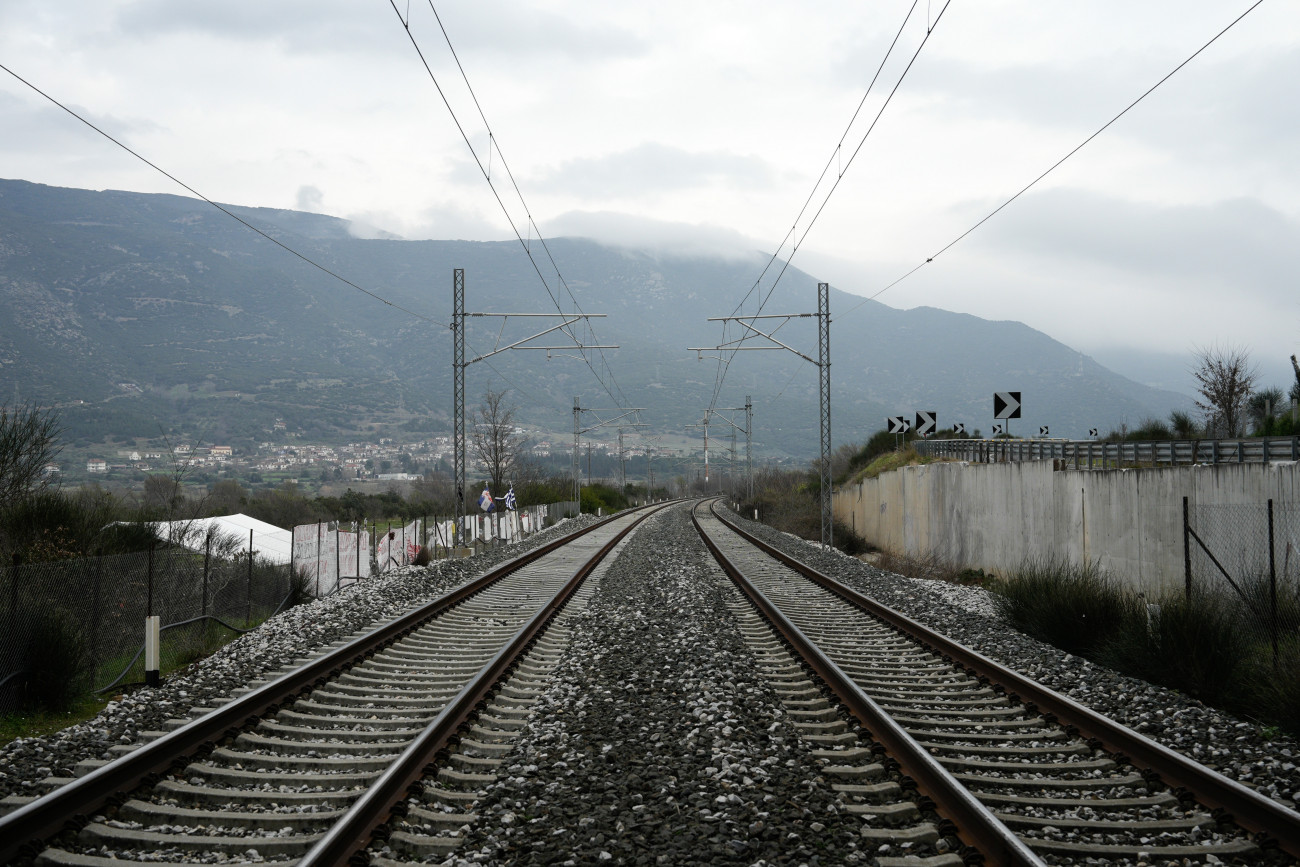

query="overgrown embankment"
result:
[993,559,1300,736]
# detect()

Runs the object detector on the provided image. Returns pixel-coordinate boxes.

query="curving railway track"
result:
[0,498,1297,866]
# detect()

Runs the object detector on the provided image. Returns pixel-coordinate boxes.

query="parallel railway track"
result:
[694,499,1300,864]
[2,498,1296,866]
[0,504,668,866]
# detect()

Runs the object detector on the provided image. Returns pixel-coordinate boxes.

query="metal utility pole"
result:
[745,394,753,500]
[618,429,626,491]
[452,269,466,536]
[452,268,615,538]
[572,401,646,508]
[708,398,753,500]
[572,396,580,506]
[691,282,831,547]
[817,282,832,549]
[684,416,712,488]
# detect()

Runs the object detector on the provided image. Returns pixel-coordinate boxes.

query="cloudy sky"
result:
[2,0,1297,393]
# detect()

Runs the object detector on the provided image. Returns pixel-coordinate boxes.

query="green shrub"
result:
[991,558,1144,658]
[1099,589,1253,709]
[23,609,89,712]
[1251,637,1300,736]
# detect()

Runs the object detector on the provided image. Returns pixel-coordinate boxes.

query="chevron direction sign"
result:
[1039,426,1050,437]
[993,424,1004,435]
[887,416,909,434]
[994,391,1022,419]
[955,423,966,435]
[915,411,937,436]
[1089,428,1098,438]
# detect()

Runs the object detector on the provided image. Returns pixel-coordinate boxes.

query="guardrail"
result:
[914,436,1300,467]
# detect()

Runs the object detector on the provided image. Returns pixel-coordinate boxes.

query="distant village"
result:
[57,419,649,488]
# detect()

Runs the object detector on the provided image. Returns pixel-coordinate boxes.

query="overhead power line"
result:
[0,62,445,329]
[842,0,1265,317]
[389,1,630,411]
[705,0,952,414]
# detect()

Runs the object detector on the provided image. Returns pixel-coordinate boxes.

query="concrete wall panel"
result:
[832,459,1300,592]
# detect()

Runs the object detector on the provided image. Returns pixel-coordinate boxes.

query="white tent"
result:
[141,514,293,565]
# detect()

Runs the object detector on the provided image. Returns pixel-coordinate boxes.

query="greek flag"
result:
[503,486,517,511]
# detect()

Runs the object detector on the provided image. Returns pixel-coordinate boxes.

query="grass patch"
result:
[993,561,1300,735]
[0,693,112,749]
[847,446,937,485]
[991,558,1143,658]
[875,549,987,586]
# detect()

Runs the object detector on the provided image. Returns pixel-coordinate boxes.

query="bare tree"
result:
[471,389,527,494]
[1190,345,1258,437]
[0,402,62,513]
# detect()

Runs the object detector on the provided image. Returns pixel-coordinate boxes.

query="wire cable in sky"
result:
[0,62,446,330]
[841,0,1265,318]
[390,1,630,410]
[705,0,951,415]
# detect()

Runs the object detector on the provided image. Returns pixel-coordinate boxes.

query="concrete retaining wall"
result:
[833,459,1300,593]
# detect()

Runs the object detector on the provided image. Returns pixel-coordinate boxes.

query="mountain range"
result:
[0,178,1194,459]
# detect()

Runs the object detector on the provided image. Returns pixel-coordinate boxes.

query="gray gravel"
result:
[727,512,1300,815]
[439,506,893,866]
[0,517,599,802]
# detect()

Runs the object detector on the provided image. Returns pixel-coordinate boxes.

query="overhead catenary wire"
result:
[705,1,951,416]
[841,0,1265,317]
[389,1,630,411]
[0,62,445,330]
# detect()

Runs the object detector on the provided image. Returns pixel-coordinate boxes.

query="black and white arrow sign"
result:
[994,391,1022,419]
[887,416,909,434]
[915,411,937,436]
[1089,428,1098,438]
[955,423,966,436]
[1039,426,1050,437]
[993,424,1004,435]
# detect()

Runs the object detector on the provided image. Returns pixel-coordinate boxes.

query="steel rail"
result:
[691,503,1044,867]
[300,501,670,865]
[0,508,635,864]
[709,501,1300,859]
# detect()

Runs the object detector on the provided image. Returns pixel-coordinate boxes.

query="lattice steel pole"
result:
[452,268,466,544]
[745,394,753,500]
[618,429,626,491]
[818,282,832,549]
[573,397,581,507]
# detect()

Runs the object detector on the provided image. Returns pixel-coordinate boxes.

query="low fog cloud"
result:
[542,211,764,261]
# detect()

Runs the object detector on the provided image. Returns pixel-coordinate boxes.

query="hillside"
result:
[0,179,1193,458]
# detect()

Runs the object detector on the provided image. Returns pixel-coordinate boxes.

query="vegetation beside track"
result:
[993,560,1300,737]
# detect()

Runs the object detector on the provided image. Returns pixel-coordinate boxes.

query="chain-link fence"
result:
[1185,498,1300,663]
[0,545,293,712]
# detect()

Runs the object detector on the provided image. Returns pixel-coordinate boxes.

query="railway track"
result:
[694,499,1300,864]
[0,504,667,866]
[2,498,1297,865]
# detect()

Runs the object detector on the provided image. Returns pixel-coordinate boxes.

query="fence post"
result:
[1182,496,1192,600]
[246,529,254,626]
[147,540,155,618]
[1269,499,1279,669]
[202,532,211,617]
[145,540,158,688]
[91,549,103,688]
[316,521,322,598]
[9,553,18,621]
